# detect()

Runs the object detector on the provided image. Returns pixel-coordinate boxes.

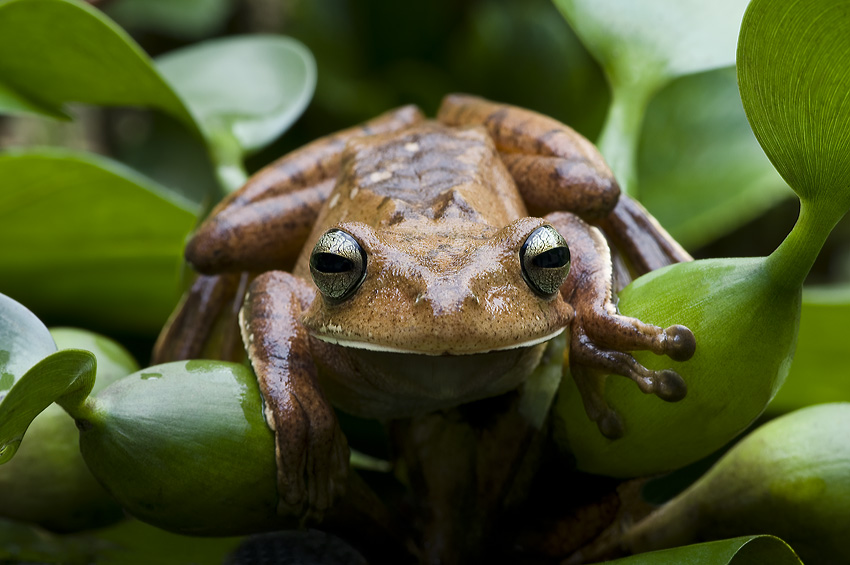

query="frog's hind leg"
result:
[152,272,250,364]
[598,195,693,275]
[437,94,690,275]
[437,93,618,220]
[187,104,425,274]
[546,212,695,438]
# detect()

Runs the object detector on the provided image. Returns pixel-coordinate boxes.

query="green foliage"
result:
[553,0,749,195]
[157,35,316,191]
[623,404,850,565]
[0,150,197,334]
[0,0,195,127]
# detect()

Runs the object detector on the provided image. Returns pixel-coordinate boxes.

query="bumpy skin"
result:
[153,94,695,522]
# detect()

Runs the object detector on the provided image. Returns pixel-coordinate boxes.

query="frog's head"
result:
[300,216,574,356]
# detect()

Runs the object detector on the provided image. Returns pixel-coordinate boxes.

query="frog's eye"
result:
[309,229,367,300]
[520,225,571,297]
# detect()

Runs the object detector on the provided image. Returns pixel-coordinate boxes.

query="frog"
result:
[153,94,695,523]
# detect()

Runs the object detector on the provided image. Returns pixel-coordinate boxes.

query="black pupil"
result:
[532,247,570,269]
[312,253,353,273]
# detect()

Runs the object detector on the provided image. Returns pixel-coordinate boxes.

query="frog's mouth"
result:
[309,326,566,356]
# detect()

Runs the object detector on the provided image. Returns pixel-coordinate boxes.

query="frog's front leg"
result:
[241,270,349,521]
[546,212,696,439]
[187,104,425,274]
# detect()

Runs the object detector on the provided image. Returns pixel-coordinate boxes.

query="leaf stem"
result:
[766,198,839,290]
[596,80,657,198]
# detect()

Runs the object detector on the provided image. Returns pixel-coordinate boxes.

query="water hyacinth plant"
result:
[1,0,850,563]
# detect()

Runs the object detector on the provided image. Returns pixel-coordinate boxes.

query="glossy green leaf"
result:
[769,285,850,412]
[0,328,137,532]
[639,67,792,248]
[738,0,850,219]
[156,35,316,191]
[0,0,195,129]
[0,149,198,334]
[0,293,56,395]
[603,535,801,565]
[554,0,749,195]
[622,404,850,565]
[0,349,95,464]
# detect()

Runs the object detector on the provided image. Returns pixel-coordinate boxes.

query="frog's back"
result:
[315,121,527,232]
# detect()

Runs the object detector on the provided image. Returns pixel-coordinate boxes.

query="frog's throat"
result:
[309,327,566,356]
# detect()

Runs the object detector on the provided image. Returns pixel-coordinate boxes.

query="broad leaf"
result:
[739,0,850,289]
[738,0,850,218]
[554,0,750,195]
[157,35,316,191]
[0,0,195,129]
[621,404,850,565]
[0,149,198,334]
[603,535,800,565]
[769,285,850,412]
[639,67,792,248]
[0,293,56,396]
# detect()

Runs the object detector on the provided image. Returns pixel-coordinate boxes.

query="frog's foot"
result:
[570,334,688,439]
[545,211,695,438]
[241,271,350,521]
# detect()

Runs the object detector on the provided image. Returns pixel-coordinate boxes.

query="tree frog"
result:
[153,95,695,521]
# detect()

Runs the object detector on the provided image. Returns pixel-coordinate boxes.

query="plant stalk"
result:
[596,79,657,198]
[766,198,840,291]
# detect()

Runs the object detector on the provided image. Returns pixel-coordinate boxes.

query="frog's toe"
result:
[655,369,687,402]
[664,324,696,362]
[597,409,625,439]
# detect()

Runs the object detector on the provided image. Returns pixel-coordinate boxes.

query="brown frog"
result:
[153,94,695,522]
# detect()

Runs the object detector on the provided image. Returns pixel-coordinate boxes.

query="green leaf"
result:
[554,0,750,195]
[738,0,850,216]
[0,0,195,129]
[769,285,850,413]
[739,0,850,288]
[0,349,96,464]
[621,403,850,565]
[602,535,801,565]
[0,149,198,334]
[0,293,56,395]
[156,35,317,191]
[639,67,792,248]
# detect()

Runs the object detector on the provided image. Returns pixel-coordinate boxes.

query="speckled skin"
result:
[153,94,696,521]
